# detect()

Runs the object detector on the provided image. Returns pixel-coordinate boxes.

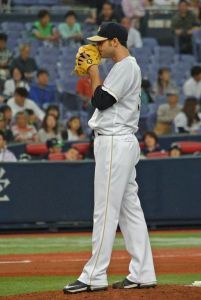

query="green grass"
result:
[0,274,200,297]
[0,232,200,255]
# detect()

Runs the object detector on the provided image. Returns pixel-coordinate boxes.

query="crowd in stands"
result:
[0,0,201,161]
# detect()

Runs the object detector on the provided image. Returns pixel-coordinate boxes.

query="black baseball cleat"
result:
[63,280,108,294]
[112,278,157,289]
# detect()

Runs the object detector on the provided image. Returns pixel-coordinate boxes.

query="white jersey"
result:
[88,56,141,135]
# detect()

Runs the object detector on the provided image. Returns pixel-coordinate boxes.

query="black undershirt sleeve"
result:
[91,85,117,111]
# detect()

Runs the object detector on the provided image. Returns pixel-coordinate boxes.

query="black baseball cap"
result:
[87,22,128,43]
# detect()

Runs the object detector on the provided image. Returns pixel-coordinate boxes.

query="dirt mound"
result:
[1,286,201,300]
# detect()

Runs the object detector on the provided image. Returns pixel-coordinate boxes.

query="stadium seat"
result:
[71,142,90,155]
[26,144,48,155]
[175,141,201,154]
[48,153,65,160]
[146,151,169,158]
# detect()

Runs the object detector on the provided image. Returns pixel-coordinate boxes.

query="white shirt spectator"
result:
[183,77,201,100]
[7,97,45,121]
[3,79,29,98]
[0,148,17,162]
[127,28,143,49]
[174,111,201,133]
[122,0,145,18]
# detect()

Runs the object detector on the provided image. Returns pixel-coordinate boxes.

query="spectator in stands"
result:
[7,87,45,121]
[76,75,93,110]
[12,111,38,143]
[172,0,200,53]
[120,17,143,50]
[29,69,56,108]
[183,66,201,100]
[0,112,13,143]
[155,89,182,135]
[46,138,63,154]
[38,114,61,143]
[0,105,12,130]
[0,33,12,82]
[58,11,83,44]
[169,143,182,157]
[11,44,38,82]
[121,0,146,29]
[141,78,154,105]
[46,104,60,121]
[141,131,161,156]
[97,2,119,25]
[153,68,178,97]
[66,116,86,141]
[174,97,201,133]
[64,147,82,161]
[24,109,39,130]
[32,10,59,42]
[0,130,16,162]
[3,67,29,99]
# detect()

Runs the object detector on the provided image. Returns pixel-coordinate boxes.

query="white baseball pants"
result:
[78,134,156,286]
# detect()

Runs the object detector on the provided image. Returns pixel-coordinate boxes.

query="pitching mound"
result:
[2,285,201,300]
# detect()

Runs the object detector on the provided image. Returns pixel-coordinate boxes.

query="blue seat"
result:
[142,38,158,50]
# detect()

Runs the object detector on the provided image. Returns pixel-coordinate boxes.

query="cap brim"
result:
[87,35,108,42]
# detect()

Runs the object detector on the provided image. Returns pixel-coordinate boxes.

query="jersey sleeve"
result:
[102,61,133,102]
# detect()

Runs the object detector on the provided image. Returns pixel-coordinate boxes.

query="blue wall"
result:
[0,157,201,228]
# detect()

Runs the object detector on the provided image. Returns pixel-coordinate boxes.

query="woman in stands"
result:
[65,116,85,141]
[141,131,161,156]
[153,68,178,97]
[3,67,29,99]
[174,97,201,133]
[38,114,62,143]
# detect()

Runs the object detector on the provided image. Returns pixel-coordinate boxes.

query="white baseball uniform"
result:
[78,56,156,287]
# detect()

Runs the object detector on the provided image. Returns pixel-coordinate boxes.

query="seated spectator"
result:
[0,33,12,82]
[174,97,201,133]
[46,138,63,154]
[24,109,40,130]
[38,114,62,143]
[32,10,59,42]
[12,111,38,143]
[172,0,200,53]
[183,66,201,100]
[7,87,45,121]
[11,44,38,82]
[58,11,83,44]
[141,131,161,156]
[97,2,119,25]
[153,68,178,97]
[169,143,182,157]
[29,69,57,107]
[0,105,12,130]
[120,17,143,50]
[0,130,16,162]
[141,78,154,105]
[3,67,29,99]
[64,147,82,161]
[65,116,86,141]
[0,112,13,143]
[154,89,182,135]
[76,75,93,110]
[121,0,146,28]
[46,104,60,120]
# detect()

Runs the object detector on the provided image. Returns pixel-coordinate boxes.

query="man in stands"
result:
[183,66,201,100]
[7,87,45,121]
[29,69,57,108]
[120,16,142,50]
[97,2,119,25]
[172,0,200,53]
[11,44,38,82]
[58,11,83,44]
[0,130,16,162]
[154,89,182,135]
[0,33,12,84]
[76,75,93,111]
[32,10,59,42]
